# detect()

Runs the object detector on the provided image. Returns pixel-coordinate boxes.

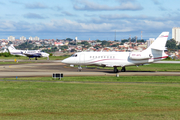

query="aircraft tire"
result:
[121,67,126,72]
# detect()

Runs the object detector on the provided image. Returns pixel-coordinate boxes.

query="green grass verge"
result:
[3,76,180,83]
[0,76,180,119]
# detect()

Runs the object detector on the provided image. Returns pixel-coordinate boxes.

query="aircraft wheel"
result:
[113,67,118,73]
[121,67,126,72]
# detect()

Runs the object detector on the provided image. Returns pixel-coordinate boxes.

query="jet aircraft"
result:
[62,32,169,72]
[8,44,49,60]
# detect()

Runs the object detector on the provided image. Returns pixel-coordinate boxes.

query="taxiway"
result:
[0,61,179,78]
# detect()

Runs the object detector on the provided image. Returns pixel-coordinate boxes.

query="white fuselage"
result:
[62,51,168,67]
[62,32,169,72]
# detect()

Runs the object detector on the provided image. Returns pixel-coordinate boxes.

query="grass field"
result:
[0,76,180,119]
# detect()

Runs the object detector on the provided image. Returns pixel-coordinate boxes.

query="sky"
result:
[0,0,180,40]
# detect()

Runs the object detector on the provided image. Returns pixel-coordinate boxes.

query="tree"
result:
[101,40,111,47]
[120,39,128,45]
[137,40,145,43]
[66,38,73,41]
[166,39,177,50]
[16,42,34,50]
[96,40,101,42]
[81,41,91,48]
[60,45,68,50]
[81,41,90,46]
[111,44,119,47]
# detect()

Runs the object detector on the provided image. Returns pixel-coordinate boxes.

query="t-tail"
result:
[145,32,169,51]
[129,32,169,61]
[8,44,16,52]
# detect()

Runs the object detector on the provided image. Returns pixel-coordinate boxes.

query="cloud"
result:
[1,10,180,39]
[43,19,113,32]
[74,0,143,11]
[62,11,76,16]
[25,2,48,9]
[9,1,23,4]
[152,0,160,5]
[99,14,150,21]
[51,6,62,11]
[23,13,47,19]
[84,14,98,17]
[159,6,167,11]
[0,2,5,5]
[54,11,77,17]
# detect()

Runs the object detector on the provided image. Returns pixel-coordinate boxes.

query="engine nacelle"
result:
[129,52,151,60]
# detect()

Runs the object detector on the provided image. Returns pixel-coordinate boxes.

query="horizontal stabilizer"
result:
[151,47,167,51]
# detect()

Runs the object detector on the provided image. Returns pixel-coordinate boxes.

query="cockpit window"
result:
[71,54,77,57]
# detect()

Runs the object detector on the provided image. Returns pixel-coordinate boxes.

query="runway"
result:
[0,61,180,78]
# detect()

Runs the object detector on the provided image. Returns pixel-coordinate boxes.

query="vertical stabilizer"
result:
[142,32,169,61]
[8,44,16,52]
[147,32,169,51]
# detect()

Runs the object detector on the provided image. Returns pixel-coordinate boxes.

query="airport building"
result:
[8,36,15,41]
[172,27,180,43]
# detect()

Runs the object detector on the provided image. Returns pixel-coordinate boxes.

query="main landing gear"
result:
[113,66,126,73]
[121,67,126,72]
[29,57,38,60]
[113,66,119,73]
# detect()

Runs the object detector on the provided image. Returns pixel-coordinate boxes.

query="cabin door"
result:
[79,54,85,64]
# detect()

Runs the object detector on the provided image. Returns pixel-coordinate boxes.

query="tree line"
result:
[166,39,180,50]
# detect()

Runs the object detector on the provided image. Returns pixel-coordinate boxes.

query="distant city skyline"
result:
[1,31,172,41]
[0,0,179,40]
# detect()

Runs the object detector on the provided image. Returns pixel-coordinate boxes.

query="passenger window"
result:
[107,56,109,58]
[98,56,100,58]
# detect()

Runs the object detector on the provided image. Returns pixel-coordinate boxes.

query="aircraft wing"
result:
[101,63,124,67]
[23,53,42,57]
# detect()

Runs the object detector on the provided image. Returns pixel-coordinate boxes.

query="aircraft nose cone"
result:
[61,59,67,63]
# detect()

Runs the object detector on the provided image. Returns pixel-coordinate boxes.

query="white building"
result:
[172,27,180,43]
[146,38,155,48]
[75,36,78,41]
[20,36,26,40]
[8,36,15,41]
[29,36,33,40]
[29,36,40,41]
[34,36,40,41]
